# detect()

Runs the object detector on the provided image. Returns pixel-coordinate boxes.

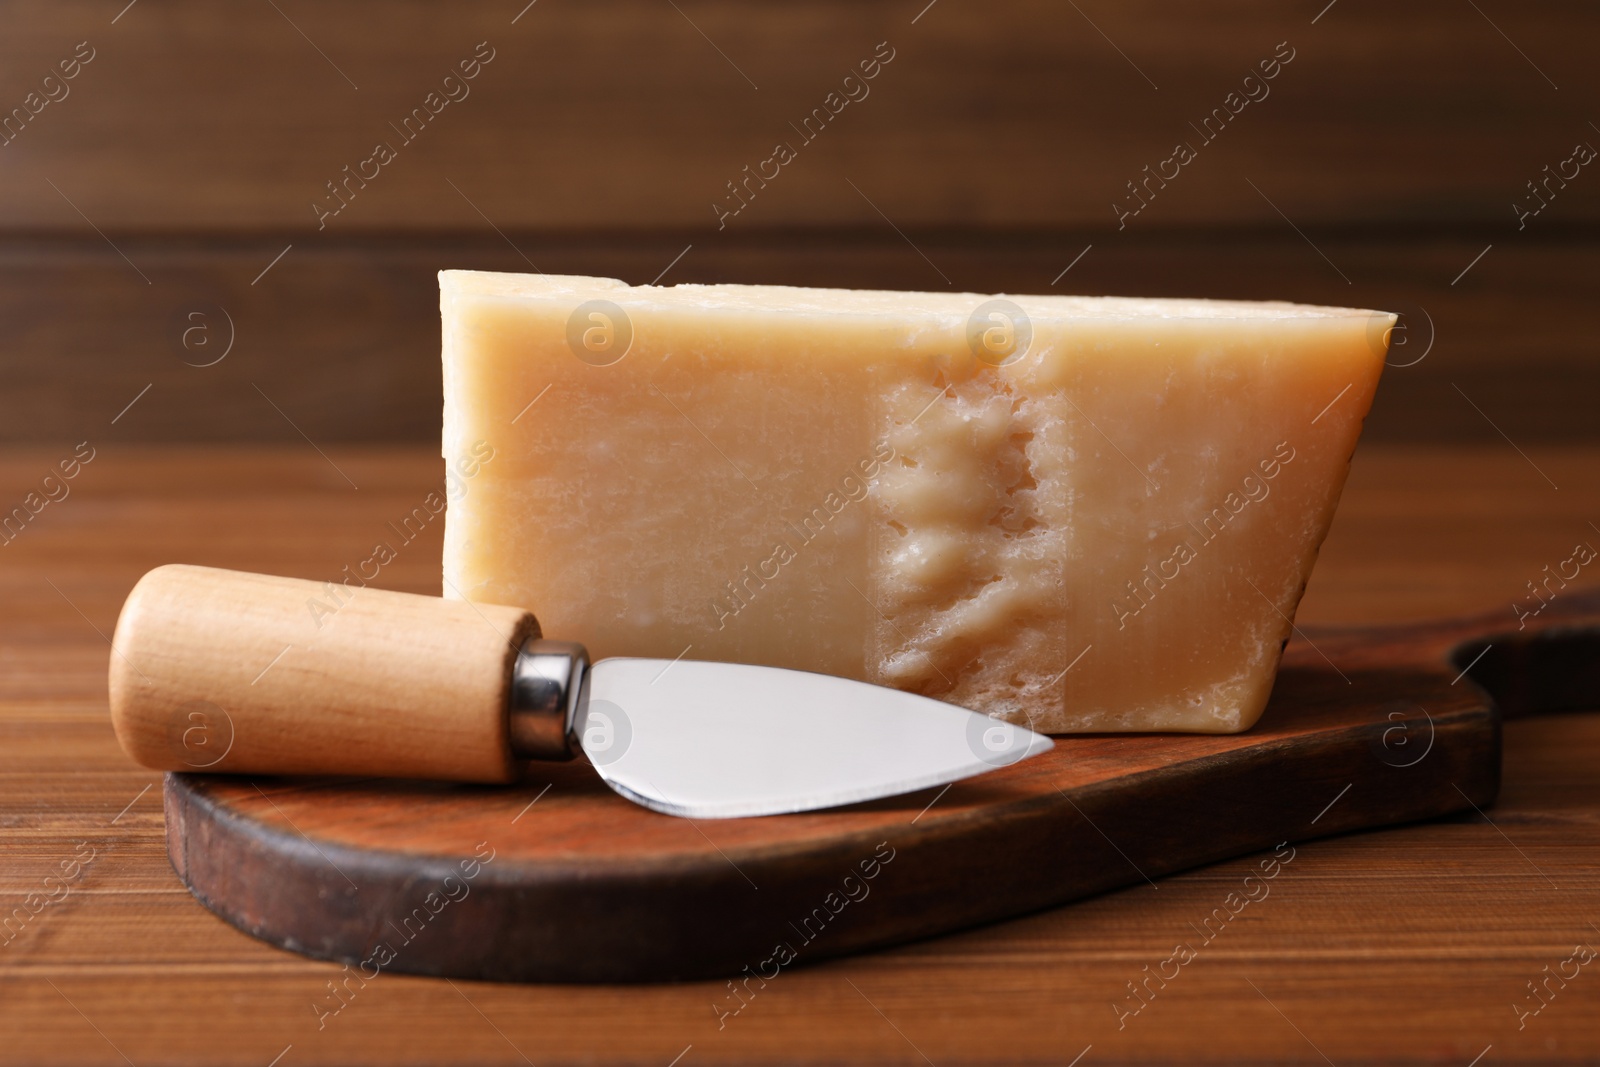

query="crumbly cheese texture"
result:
[441,271,1390,733]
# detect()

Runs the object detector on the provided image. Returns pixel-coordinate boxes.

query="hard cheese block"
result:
[442,271,1390,733]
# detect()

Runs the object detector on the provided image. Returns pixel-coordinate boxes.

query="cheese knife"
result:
[108,564,1052,818]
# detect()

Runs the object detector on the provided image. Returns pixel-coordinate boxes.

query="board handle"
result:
[1448,584,1600,721]
[108,564,541,782]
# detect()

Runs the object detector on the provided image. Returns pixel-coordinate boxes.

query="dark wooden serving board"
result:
[164,590,1600,983]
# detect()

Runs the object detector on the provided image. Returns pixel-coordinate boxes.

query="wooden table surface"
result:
[2,444,1597,1066]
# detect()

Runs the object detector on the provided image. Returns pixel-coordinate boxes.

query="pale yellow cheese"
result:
[441,271,1391,733]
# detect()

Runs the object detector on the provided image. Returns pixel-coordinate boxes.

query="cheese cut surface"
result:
[441,271,1391,734]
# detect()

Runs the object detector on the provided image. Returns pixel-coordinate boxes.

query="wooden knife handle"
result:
[108,564,540,782]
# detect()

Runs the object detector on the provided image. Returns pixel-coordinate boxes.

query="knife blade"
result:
[574,657,1051,818]
[108,565,1052,818]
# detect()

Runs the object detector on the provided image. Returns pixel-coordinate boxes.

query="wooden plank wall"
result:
[1,0,1595,443]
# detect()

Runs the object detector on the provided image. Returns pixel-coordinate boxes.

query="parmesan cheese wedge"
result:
[441,271,1390,733]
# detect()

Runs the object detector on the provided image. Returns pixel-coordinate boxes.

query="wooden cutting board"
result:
[164,589,1599,983]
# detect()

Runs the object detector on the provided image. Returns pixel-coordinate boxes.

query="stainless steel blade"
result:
[577,658,1053,819]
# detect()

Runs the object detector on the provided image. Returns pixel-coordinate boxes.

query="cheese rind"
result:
[442,271,1389,733]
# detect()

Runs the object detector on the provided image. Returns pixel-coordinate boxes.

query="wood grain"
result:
[1,0,1597,230]
[1,445,1598,1062]
[2,232,1597,445]
[3,2,1598,449]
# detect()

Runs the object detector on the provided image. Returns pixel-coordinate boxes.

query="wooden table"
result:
[2,444,1597,1065]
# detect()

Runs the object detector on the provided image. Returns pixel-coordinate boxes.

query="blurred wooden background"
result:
[0,0,1595,444]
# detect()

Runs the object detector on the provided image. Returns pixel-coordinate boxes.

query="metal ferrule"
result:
[508,638,590,761]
